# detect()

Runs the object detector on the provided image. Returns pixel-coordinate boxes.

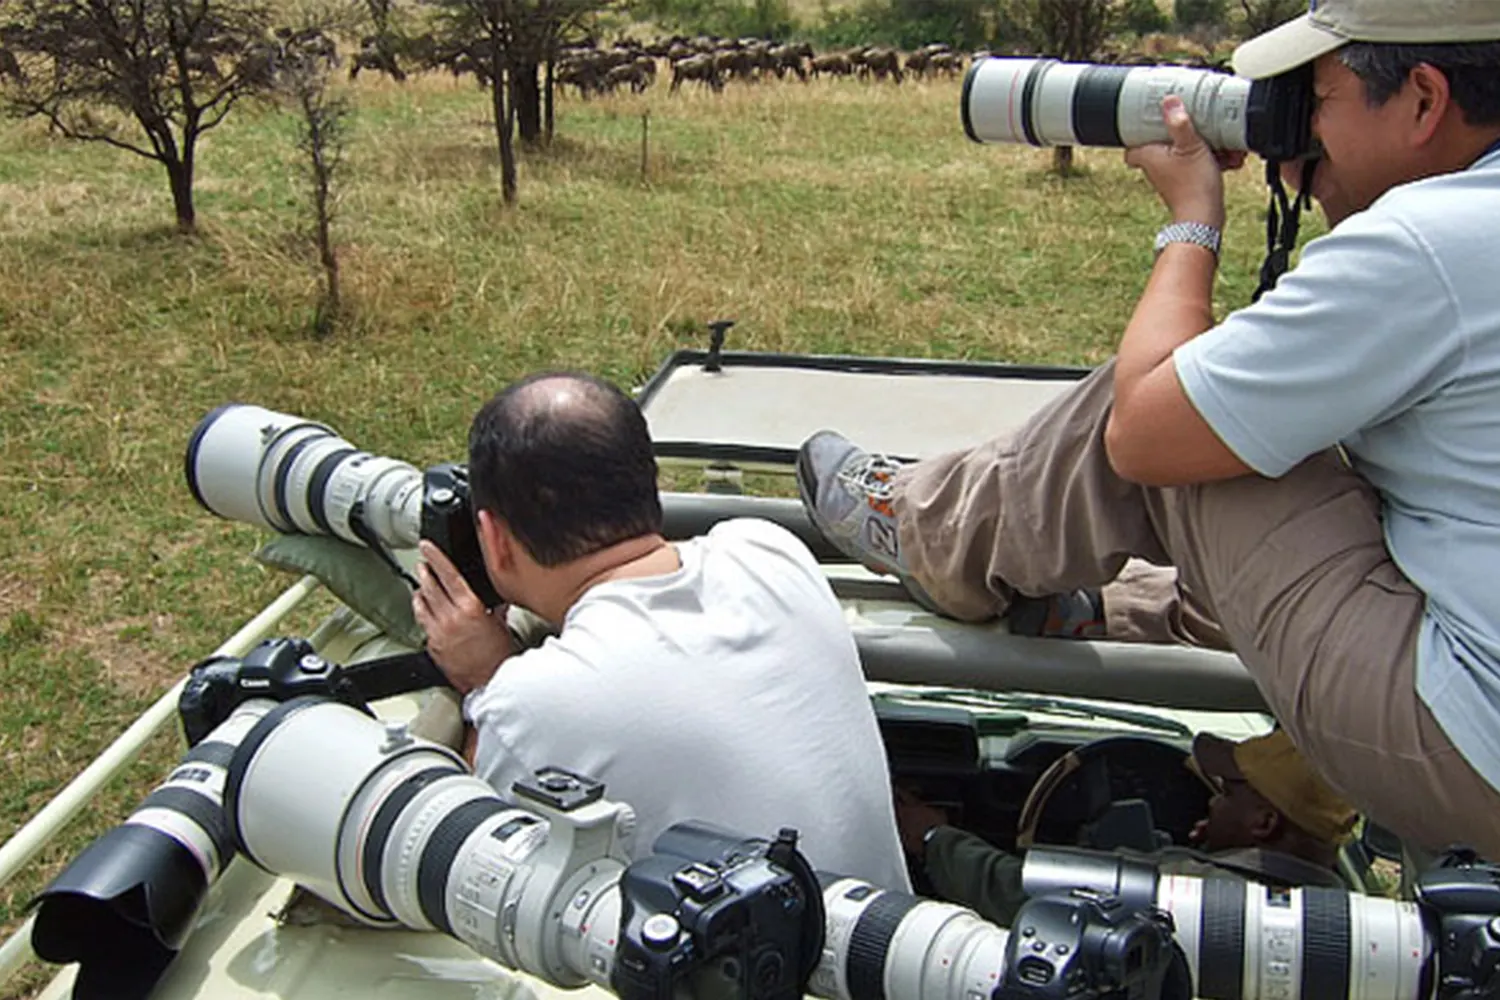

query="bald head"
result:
[468,371,662,566]
[503,373,623,431]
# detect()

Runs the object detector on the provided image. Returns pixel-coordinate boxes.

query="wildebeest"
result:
[670,53,722,92]
[863,47,903,83]
[349,35,405,82]
[769,42,812,81]
[602,60,653,94]
[809,52,853,79]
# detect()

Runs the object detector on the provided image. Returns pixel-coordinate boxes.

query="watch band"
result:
[1154,221,1222,259]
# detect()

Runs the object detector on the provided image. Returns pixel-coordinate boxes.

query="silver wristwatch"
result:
[1154,221,1222,259]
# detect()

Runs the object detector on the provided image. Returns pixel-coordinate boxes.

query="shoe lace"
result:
[836,453,903,503]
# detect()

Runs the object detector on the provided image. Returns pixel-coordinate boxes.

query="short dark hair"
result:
[1337,42,1500,126]
[467,372,663,566]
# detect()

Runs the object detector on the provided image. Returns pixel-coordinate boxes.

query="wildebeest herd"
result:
[0,23,1221,98]
[340,34,978,97]
[560,38,971,97]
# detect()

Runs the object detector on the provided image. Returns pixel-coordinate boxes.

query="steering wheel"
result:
[1014,735,1211,851]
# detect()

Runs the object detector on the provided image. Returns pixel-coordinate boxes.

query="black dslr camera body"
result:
[420,463,503,610]
[1246,64,1317,162]
[613,823,824,1000]
[1415,859,1500,1000]
[997,888,1182,1000]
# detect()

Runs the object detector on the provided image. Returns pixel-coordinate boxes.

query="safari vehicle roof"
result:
[14,348,1278,1000]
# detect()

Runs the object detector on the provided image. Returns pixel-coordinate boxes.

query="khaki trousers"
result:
[1100,559,1228,649]
[894,361,1500,859]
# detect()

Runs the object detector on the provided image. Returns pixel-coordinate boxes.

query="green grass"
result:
[0,70,1307,995]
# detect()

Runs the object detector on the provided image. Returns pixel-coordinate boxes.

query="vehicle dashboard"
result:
[874,696,1215,874]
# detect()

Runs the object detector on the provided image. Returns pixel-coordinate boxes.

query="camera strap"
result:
[340,649,454,699]
[349,499,420,591]
[1252,158,1317,302]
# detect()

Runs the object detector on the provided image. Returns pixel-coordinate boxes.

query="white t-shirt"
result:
[1175,146,1500,791]
[462,518,911,891]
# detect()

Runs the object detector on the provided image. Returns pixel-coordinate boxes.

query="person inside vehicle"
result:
[795,0,1500,860]
[411,371,911,890]
[895,729,1358,926]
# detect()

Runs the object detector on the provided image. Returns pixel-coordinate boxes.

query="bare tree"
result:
[523,0,601,144]
[424,0,517,202]
[1022,0,1118,174]
[1,0,276,232]
[271,27,350,337]
[423,0,609,204]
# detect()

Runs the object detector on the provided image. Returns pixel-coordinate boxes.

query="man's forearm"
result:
[1114,244,1217,413]
[922,827,1028,927]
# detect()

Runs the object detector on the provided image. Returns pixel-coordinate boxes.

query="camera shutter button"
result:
[642,914,681,950]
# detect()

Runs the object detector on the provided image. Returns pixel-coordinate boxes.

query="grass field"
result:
[0,68,1303,994]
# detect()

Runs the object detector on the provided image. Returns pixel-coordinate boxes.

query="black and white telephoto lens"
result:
[1023,847,1429,1000]
[223,698,633,989]
[962,57,1251,152]
[810,849,1430,1000]
[812,878,1013,1000]
[30,700,275,1000]
[184,403,425,550]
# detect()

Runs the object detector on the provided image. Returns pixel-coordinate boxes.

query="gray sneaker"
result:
[1008,589,1107,639]
[796,432,943,613]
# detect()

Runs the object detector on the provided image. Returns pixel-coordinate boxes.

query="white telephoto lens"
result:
[227,700,469,927]
[318,454,424,548]
[377,774,520,933]
[185,404,335,531]
[185,402,422,551]
[360,465,426,549]
[1157,873,1430,1000]
[1113,65,1249,151]
[962,57,1251,152]
[811,879,1009,1000]
[261,427,352,535]
[555,867,624,991]
[961,57,1044,145]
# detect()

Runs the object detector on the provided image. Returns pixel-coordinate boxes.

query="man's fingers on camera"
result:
[418,547,492,625]
[419,541,479,602]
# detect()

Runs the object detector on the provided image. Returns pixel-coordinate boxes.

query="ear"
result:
[1406,62,1452,147]
[1248,804,1283,843]
[475,508,512,584]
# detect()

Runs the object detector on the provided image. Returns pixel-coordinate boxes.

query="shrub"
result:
[1235,0,1302,35]
[1173,0,1227,30]
[1120,0,1169,35]
[630,0,796,40]
[804,0,990,50]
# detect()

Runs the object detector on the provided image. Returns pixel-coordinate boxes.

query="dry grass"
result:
[0,67,1302,995]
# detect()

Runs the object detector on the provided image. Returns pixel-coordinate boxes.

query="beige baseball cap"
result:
[1190,730,1358,845]
[1233,0,1500,80]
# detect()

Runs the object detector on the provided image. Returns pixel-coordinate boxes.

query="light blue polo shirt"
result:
[1175,147,1500,793]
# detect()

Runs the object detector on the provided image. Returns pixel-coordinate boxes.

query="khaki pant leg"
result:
[1103,560,1229,649]
[890,360,1500,855]
[894,360,1168,621]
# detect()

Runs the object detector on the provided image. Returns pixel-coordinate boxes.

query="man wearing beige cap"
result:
[895,730,1359,926]
[798,0,1500,858]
